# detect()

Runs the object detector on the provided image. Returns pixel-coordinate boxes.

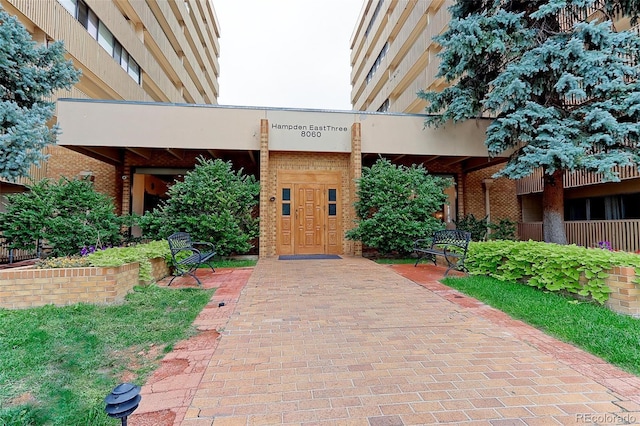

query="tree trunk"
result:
[542,169,567,245]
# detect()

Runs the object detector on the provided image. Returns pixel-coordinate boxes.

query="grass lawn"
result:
[0,285,213,426]
[211,258,257,268]
[373,258,417,265]
[442,274,640,377]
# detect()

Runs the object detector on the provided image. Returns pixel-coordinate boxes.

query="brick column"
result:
[350,122,362,256]
[121,158,132,217]
[457,171,465,221]
[259,119,270,258]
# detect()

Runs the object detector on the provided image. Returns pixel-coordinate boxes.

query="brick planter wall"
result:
[605,266,640,317]
[0,258,170,309]
[148,257,170,284]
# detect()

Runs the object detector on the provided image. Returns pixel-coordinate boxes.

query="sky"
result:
[212,0,364,111]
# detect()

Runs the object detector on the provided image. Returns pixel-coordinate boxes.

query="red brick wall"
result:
[464,164,520,224]
[44,146,117,203]
[0,258,169,309]
[0,263,139,309]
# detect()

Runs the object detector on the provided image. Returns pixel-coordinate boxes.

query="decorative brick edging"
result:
[0,258,169,309]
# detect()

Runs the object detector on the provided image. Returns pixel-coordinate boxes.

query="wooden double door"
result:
[276,171,341,255]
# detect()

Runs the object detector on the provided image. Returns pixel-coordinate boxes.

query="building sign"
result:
[267,110,354,152]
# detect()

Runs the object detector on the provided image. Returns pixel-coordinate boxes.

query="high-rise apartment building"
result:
[351,0,640,252]
[350,0,452,114]
[350,0,519,236]
[0,0,221,208]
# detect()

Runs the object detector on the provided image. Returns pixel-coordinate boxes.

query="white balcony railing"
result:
[518,220,640,252]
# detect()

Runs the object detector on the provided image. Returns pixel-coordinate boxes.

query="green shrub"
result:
[467,240,640,304]
[138,157,259,256]
[346,158,450,255]
[0,177,126,256]
[453,214,488,241]
[487,218,517,241]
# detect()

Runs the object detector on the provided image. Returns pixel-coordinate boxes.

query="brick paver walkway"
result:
[132,257,640,425]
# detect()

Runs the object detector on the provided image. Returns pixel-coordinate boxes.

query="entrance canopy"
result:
[56,99,501,172]
[55,99,507,258]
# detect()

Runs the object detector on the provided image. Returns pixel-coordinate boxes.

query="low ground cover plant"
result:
[466,240,640,303]
[35,240,170,283]
[86,240,170,283]
[0,285,213,425]
[442,274,640,377]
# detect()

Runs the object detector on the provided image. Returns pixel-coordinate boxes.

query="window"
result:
[565,199,587,221]
[58,0,141,85]
[364,0,384,38]
[366,42,388,84]
[77,2,99,39]
[328,189,337,216]
[128,58,141,83]
[77,0,88,27]
[282,188,291,216]
[565,193,640,220]
[114,42,123,65]
[58,0,77,17]
[87,9,99,38]
[121,50,129,71]
[97,22,115,55]
[377,99,390,112]
[621,193,640,218]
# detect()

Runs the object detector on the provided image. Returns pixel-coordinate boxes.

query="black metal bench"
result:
[167,232,216,286]
[413,229,471,276]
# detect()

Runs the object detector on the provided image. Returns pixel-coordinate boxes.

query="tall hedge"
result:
[0,178,123,256]
[346,158,450,255]
[138,157,260,256]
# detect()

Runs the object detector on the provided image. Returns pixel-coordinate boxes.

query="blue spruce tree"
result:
[419,0,640,244]
[0,7,80,181]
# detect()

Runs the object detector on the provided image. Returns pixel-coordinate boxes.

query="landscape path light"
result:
[104,382,141,426]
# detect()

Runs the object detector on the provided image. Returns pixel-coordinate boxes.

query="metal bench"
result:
[167,232,216,286]
[413,229,471,276]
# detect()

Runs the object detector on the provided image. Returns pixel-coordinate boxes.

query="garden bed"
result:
[0,257,169,309]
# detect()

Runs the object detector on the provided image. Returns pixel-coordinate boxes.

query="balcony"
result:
[516,166,640,195]
[518,220,640,252]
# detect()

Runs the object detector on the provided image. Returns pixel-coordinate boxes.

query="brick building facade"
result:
[57,99,502,258]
